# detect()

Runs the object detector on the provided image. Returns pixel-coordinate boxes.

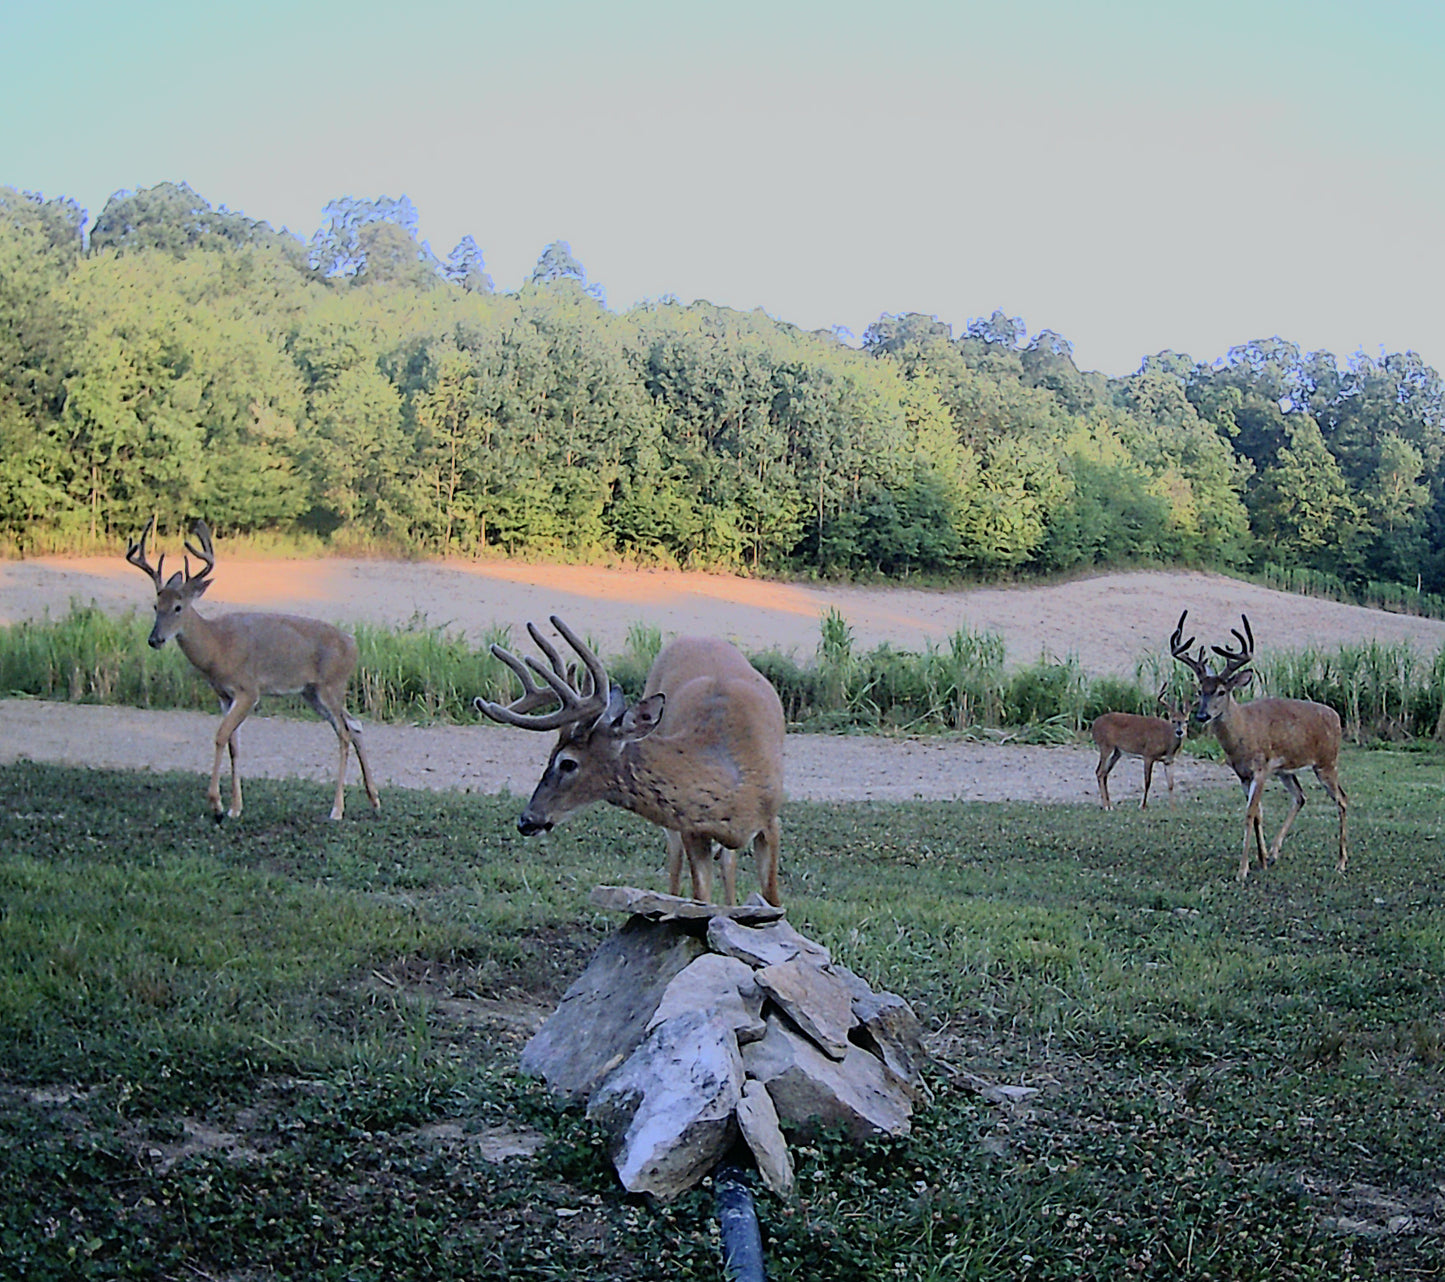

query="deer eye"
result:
[173,603,183,613]
[557,757,579,775]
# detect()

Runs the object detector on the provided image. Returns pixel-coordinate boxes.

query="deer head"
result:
[1170,610,1255,725]
[126,517,217,649]
[475,615,666,834]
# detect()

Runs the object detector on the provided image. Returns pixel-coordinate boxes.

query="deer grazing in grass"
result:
[1170,610,1347,882]
[125,517,380,823]
[475,616,786,906]
[1091,686,1190,810]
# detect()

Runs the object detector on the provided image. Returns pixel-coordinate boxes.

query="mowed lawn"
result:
[0,746,1442,1280]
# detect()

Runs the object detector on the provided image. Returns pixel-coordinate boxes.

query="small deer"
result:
[126,517,380,822]
[1091,685,1190,810]
[475,616,786,906]
[1170,610,1346,882]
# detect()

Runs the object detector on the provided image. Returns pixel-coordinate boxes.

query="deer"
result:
[1091,685,1190,810]
[474,616,786,906]
[125,517,380,823]
[1170,610,1347,882]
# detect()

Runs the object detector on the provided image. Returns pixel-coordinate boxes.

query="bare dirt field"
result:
[3,556,1443,806]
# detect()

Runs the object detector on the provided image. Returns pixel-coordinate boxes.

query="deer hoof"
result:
[213,812,225,827]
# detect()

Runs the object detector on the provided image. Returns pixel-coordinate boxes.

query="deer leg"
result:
[1267,771,1307,865]
[304,685,350,820]
[307,685,380,820]
[717,845,739,907]
[347,715,380,812]
[1096,747,1119,809]
[1140,758,1155,810]
[666,830,686,896]
[753,817,782,907]
[682,832,715,903]
[213,691,257,822]
[1239,773,1270,881]
[1313,764,1349,873]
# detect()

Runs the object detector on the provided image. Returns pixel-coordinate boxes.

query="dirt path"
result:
[3,556,1436,806]
[0,698,1231,806]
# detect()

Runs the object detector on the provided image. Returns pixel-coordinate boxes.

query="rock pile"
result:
[519,885,925,1200]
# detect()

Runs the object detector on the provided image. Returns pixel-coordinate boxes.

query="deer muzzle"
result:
[516,812,553,836]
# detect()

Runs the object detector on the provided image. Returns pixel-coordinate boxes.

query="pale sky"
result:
[4,0,1443,377]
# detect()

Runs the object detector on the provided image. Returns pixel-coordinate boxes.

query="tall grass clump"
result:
[10,603,1445,747]
[1004,652,1090,738]
[353,617,515,722]
[1257,638,1426,741]
[0,604,206,709]
[926,627,1007,731]
[815,607,856,715]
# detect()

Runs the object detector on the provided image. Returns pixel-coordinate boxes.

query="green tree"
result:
[442,236,493,293]
[90,182,303,264]
[1249,416,1360,571]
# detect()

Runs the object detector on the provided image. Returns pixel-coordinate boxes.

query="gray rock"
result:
[742,1016,912,1141]
[590,885,785,923]
[586,1008,744,1200]
[647,953,767,1044]
[834,966,927,1089]
[519,917,705,1102]
[736,1079,794,1198]
[753,957,856,1060]
[706,915,832,968]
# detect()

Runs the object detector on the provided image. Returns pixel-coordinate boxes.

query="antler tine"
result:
[1169,609,1209,679]
[124,515,164,587]
[475,643,582,731]
[1210,611,1254,677]
[182,519,216,585]
[525,620,569,679]
[547,615,611,705]
[474,617,610,732]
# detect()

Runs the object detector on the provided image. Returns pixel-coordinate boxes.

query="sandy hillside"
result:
[6,555,1445,676]
[1,556,1440,807]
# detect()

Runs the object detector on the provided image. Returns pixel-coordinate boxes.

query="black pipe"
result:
[714,1153,766,1282]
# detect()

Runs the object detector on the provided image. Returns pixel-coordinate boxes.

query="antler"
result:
[183,519,217,586]
[1211,613,1255,678]
[476,615,611,732]
[125,516,165,588]
[1168,610,1211,680]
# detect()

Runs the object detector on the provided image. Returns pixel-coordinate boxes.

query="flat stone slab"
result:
[753,957,855,1060]
[707,915,831,967]
[590,885,787,923]
[743,1016,912,1142]
[647,953,767,1044]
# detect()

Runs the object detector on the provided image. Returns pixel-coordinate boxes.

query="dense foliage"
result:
[4,183,1445,600]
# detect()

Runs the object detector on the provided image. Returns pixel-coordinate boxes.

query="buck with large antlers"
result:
[125,517,380,822]
[1091,686,1190,810]
[475,616,786,906]
[1170,610,1346,882]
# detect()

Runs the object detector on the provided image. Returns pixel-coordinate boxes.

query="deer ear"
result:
[1226,668,1254,691]
[186,576,212,600]
[621,692,665,739]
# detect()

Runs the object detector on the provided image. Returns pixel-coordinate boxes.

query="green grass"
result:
[1,749,1442,1279]
[13,602,1445,744]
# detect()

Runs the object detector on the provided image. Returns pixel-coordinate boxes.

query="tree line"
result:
[3,181,1443,599]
